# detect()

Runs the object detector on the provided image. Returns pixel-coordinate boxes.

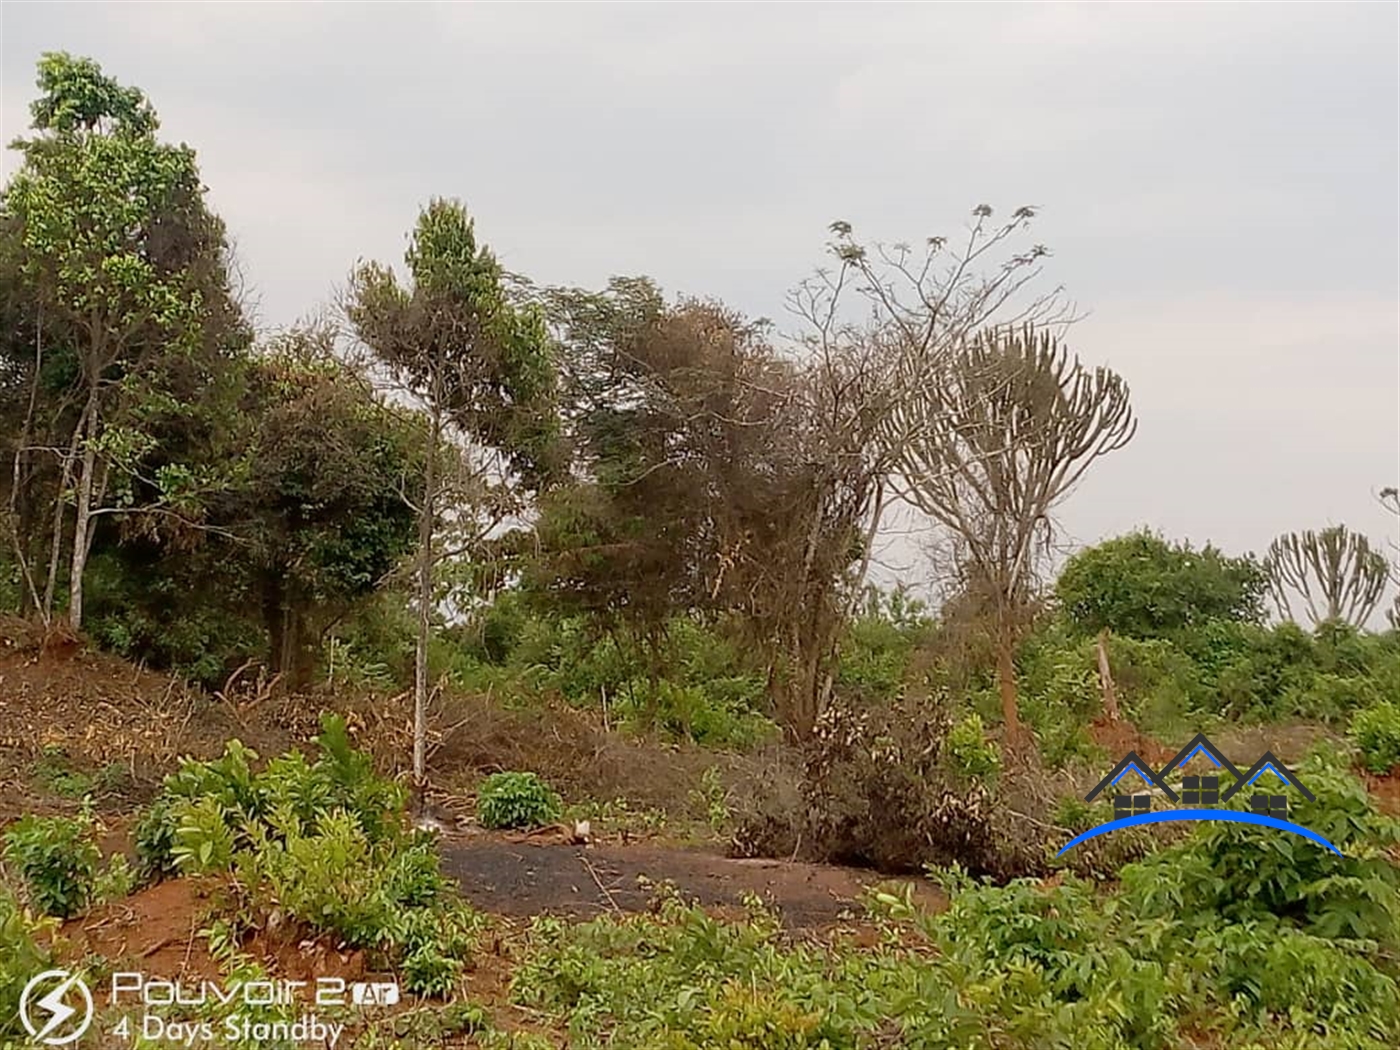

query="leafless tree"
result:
[1265,525,1391,628]
[756,206,1070,737]
[1380,487,1400,628]
[887,325,1137,743]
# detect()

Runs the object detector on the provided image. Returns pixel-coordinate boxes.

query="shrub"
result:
[1120,747,1400,947]
[735,696,1047,878]
[134,795,180,879]
[126,715,478,998]
[93,853,138,904]
[1351,703,1400,775]
[135,713,409,879]
[1054,529,1268,638]
[0,885,56,1039]
[1,813,100,918]
[477,772,563,830]
[944,714,999,783]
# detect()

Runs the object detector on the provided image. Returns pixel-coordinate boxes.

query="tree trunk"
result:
[996,627,1021,740]
[412,404,441,797]
[1096,628,1121,722]
[10,307,44,617]
[67,387,101,631]
[44,426,83,621]
[262,575,287,672]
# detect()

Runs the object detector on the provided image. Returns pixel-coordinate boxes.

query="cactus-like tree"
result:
[1264,525,1390,628]
[889,324,1137,741]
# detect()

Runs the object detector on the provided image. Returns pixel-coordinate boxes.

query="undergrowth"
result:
[131,714,483,998]
[511,752,1400,1047]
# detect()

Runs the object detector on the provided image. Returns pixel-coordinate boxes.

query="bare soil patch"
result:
[439,833,944,928]
[55,876,228,979]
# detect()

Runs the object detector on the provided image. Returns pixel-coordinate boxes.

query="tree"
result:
[347,199,558,794]
[757,206,1068,738]
[889,325,1136,742]
[68,328,422,688]
[1,53,242,630]
[1054,530,1268,639]
[1379,487,1399,630]
[523,279,714,707]
[1264,525,1390,628]
[236,328,424,685]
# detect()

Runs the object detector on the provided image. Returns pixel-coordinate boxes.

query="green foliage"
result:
[92,853,138,904]
[1122,748,1400,946]
[944,714,1000,783]
[1055,529,1268,638]
[137,714,409,880]
[477,772,563,830]
[2,813,100,918]
[126,714,476,998]
[456,603,776,749]
[0,886,57,1043]
[508,815,1400,1050]
[30,746,128,799]
[834,588,932,704]
[348,198,560,486]
[1351,703,1400,774]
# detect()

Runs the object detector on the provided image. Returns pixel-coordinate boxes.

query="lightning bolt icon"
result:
[33,971,80,1042]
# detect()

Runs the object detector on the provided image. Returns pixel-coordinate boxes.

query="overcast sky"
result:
[2,1,1397,610]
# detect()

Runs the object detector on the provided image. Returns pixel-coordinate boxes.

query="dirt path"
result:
[439,835,939,928]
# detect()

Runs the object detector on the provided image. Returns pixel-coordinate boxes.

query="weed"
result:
[688,766,730,834]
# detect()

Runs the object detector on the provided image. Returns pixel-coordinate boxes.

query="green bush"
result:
[505,847,1400,1050]
[944,714,999,782]
[1054,529,1268,638]
[453,601,776,749]
[477,772,562,830]
[0,885,56,1041]
[136,713,409,880]
[126,715,478,998]
[1351,703,1400,774]
[2,813,100,918]
[1120,748,1400,947]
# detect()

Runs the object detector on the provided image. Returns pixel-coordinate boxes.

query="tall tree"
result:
[347,199,557,794]
[889,325,1136,742]
[523,278,708,705]
[237,327,424,685]
[1264,525,1390,628]
[1,52,242,629]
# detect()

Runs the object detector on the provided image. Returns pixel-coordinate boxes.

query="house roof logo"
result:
[1061,732,1340,857]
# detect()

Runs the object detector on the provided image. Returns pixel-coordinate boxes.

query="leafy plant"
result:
[0,886,57,1040]
[477,772,562,830]
[2,813,100,918]
[944,714,1000,782]
[93,853,139,903]
[1351,702,1400,774]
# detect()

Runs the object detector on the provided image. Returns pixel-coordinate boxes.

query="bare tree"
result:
[888,325,1136,743]
[1381,487,1400,629]
[757,206,1068,737]
[1265,525,1390,629]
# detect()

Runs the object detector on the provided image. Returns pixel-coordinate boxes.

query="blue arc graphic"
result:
[1057,809,1342,857]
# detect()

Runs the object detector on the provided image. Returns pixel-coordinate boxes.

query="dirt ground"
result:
[439,833,943,928]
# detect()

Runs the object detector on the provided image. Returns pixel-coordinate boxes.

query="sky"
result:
[2,1,1397,612]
